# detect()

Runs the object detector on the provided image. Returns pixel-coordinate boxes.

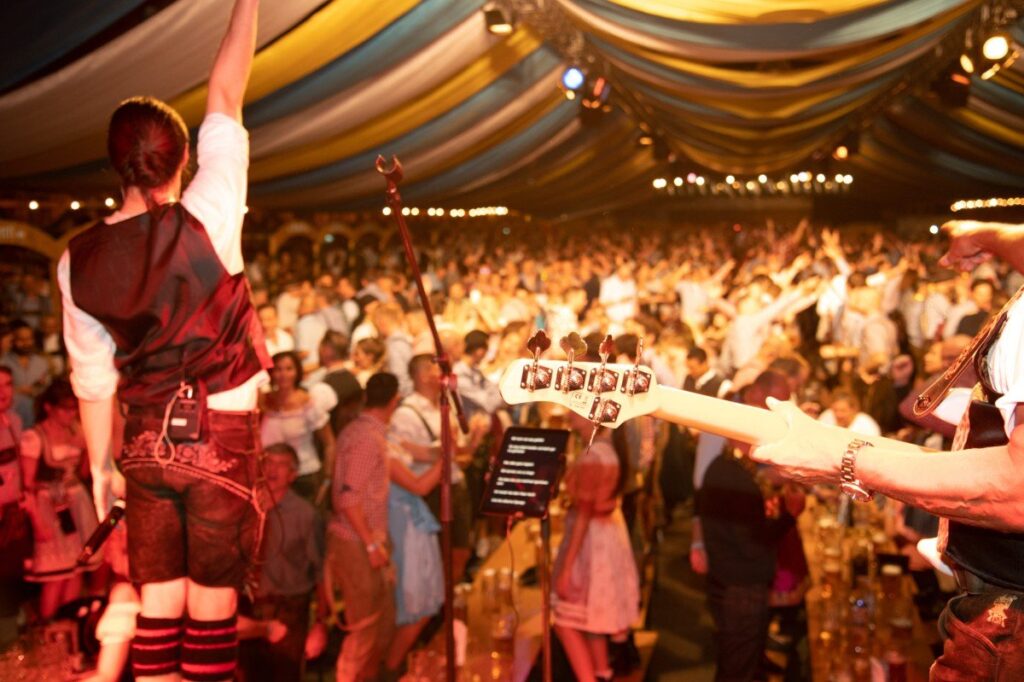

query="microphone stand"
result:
[377,155,469,682]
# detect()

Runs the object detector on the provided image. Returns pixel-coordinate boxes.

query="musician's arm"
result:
[755,400,1024,532]
[856,417,1024,532]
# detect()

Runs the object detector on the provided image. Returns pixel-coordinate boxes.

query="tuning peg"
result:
[599,334,615,364]
[559,335,573,357]
[527,330,551,356]
[568,332,587,358]
[635,336,645,365]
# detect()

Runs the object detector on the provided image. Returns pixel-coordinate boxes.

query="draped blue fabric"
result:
[574,0,970,52]
[251,47,562,196]
[0,0,148,92]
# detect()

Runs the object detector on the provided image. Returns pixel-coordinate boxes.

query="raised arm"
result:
[206,0,259,121]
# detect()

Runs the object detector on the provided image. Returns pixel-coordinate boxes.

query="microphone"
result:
[77,498,126,566]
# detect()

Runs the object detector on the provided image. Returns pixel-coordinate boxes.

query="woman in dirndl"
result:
[20,379,99,620]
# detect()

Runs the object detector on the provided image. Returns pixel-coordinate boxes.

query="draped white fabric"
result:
[258,67,565,206]
[0,0,325,175]
[251,12,501,158]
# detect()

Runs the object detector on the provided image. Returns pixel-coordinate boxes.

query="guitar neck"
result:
[652,385,927,453]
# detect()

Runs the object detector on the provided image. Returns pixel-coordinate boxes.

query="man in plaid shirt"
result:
[328,373,400,682]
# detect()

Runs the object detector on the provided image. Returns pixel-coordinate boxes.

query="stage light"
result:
[833,145,849,160]
[437,208,446,217]
[843,174,853,184]
[696,176,705,186]
[673,177,683,187]
[28,200,39,210]
[70,200,81,210]
[686,172,697,184]
[757,174,767,184]
[745,180,756,191]
[816,173,826,183]
[636,133,653,146]
[960,53,976,74]
[789,174,799,183]
[401,207,410,216]
[726,175,735,184]
[562,67,585,91]
[930,224,940,235]
[410,207,420,216]
[652,177,668,189]
[983,34,1010,61]
[243,205,249,214]
[382,206,392,216]
[483,5,514,35]
[104,197,116,208]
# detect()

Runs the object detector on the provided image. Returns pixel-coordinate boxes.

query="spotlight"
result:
[104,197,116,208]
[930,224,940,235]
[382,206,392,216]
[833,145,849,160]
[28,200,39,210]
[483,4,514,35]
[70,200,81,210]
[636,133,654,147]
[561,66,585,91]
[983,34,1010,61]
[726,175,735,184]
[757,174,768,184]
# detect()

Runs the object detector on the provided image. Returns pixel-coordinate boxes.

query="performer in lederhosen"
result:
[59,2,268,679]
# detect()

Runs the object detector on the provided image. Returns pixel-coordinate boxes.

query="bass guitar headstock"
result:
[498,331,659,428]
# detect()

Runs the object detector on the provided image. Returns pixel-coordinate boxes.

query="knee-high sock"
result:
[181,614,238,682]
[132,615,183,678]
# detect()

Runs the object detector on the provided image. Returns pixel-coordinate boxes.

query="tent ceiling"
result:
[1,0,1023,217]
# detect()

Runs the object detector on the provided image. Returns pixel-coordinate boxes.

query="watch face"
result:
[840,482,874,503]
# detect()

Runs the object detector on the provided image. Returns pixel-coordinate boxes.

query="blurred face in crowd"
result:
[686,355,709,380]
[12,326,35,356]
[263,450,298,496]
[40,315,59,336]
[830,398,856,429]
[46,398,79,429]
[258,306,278,335]
[337,277,356,300]
[972,282,994,311]
[413,360,441,396]
[272,354,299,390]
[0,372,12,413]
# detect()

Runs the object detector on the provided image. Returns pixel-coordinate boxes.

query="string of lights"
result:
[381,206,511,218]
[950,196,1024,212]
[651,172,854,197]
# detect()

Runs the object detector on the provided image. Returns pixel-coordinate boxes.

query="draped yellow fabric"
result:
[604,0,891,24]
[953,108,1024,148]
[170,0,420,124]
[249,29,543,182]
[592,1,974,89]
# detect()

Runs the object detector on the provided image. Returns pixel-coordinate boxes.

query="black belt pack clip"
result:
[167,379,206,443]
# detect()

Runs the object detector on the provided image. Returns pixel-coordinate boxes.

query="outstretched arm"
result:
[752,399,1024,532]
[206,0,259,121]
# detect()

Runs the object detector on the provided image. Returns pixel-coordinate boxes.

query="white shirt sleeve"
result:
[58,250,119,401]
[991,296,1024,435]
[180,113,249,276]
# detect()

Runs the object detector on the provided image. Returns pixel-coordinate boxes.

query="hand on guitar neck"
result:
[499,348,928,488]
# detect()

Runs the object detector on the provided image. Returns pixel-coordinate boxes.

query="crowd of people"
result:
[0,212,1014,680]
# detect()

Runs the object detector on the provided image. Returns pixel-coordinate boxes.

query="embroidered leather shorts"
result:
[119,409,265,589]
[932,591,1024,680]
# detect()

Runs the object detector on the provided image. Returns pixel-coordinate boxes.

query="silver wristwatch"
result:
[839,438,874,502]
